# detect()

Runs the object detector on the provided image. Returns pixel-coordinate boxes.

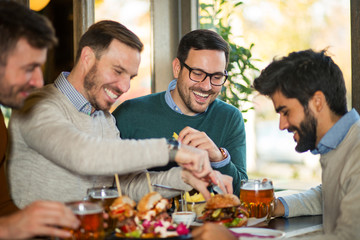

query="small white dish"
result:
[172,211,196,225]
[230,227,285,239]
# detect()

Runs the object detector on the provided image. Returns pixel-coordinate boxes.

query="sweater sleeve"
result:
[9,90,170,176]
[214,108,247,196]
[119,167,192,202]
[281,185,323,217]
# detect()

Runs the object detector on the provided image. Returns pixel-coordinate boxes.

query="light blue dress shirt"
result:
[54,72,102,117]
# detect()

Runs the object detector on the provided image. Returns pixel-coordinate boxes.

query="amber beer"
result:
[65,201,105,240]
[240,179,275,220]
[87,187,118,235]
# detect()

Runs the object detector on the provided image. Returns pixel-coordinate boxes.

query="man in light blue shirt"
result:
[253,49,360,239]
[192,49,360,240]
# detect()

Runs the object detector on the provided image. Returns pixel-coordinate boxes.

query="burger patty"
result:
[201,206,247,222]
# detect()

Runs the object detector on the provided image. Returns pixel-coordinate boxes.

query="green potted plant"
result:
[199,0,258,118]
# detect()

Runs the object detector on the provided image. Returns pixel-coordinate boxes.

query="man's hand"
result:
[191,223,237,240]
[181,170,233,201]
[174,144,212,178]
[178,126,223,162]
[208,170,233,195]
[0,201,80,239]
[181,169,212,200]
[272,198,285,217]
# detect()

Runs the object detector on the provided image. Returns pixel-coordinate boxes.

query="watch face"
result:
[219,147,228,159]
[167,138,179,149]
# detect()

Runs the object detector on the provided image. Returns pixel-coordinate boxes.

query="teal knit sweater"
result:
[113,92,247,196]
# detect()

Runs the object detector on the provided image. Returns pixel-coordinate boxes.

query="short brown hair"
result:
[75,20,143,63]
[0,1,57,66]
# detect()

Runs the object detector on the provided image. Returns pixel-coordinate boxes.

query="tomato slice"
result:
[111,208,125,216]
[120,224,137,233]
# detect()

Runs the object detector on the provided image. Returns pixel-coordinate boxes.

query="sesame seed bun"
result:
[205,194,241,209]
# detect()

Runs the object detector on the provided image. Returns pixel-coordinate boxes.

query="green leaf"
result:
[199,0,259,118]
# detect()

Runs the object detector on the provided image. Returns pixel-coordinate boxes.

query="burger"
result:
[199,194,249,228]
[137,192,189,238]
[137,192,172,222]
[109,196,140,237]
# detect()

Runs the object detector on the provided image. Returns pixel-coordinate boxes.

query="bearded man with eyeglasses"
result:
[113,29,247,196]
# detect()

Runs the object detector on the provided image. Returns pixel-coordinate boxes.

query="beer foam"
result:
[241,182,273,190]
[90,189,118,199]
[73,208,103,215]
[68,202,103,215]
[91,194,117,199]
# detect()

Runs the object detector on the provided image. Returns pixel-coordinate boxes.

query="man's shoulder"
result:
[21,84,59,109]
[210,98,242,115]
[112,92,164,118]
[348,120,360,140]
[115,92,164,111]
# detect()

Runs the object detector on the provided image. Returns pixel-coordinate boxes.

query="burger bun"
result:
[205,194,241,209]
[137,192,162,213]
[111,195,136,209]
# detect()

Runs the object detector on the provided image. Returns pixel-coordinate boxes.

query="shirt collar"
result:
[164,79,182,113]
[54,72,93,115]
[311,109,360,155]
[164,79,208,115]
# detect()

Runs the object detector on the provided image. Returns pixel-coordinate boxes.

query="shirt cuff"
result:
[210,148,231,168]
[278,197,289,217]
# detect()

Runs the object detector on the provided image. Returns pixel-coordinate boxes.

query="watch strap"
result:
[167,138,181,161]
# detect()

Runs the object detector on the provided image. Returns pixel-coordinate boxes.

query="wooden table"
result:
[266,215,323,237]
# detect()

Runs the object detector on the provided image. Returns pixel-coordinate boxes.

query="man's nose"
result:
[279,115,289,130]
[198,75,212,91]
[29,67,44,89]
[116,77,131,94]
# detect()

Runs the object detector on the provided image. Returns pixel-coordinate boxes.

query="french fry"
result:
[184,192,214,202]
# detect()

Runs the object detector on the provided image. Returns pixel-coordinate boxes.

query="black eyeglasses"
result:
[181,61,228,86]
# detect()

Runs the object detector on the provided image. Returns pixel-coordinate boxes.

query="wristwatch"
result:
[219,147,228,160]
[167,138,181,161]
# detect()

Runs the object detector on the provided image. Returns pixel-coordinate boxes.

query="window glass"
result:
[199,0,350,190]
[95,0,151,111]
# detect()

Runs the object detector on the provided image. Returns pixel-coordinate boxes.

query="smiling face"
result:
[172,49,226,115]
[271,90,318,153]
[82,40,141,112]
[0,38,46,108]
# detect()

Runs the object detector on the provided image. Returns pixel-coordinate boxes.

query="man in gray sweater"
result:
[254,50,360,240]
[7,20,231,209]
[0,1,80,239]
[193,49,360,240]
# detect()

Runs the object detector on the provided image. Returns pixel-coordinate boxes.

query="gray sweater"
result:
[282,120,360,239]
[8,84,192,208]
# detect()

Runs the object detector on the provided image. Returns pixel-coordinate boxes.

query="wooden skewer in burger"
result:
[136,172,188,238]
[110,172,189,238]
[110,174,140,237]
[199,194,249,228]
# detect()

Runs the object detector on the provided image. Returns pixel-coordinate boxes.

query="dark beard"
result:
[177,83,216,114]
[289,109,317,153]
[84,63,101,111]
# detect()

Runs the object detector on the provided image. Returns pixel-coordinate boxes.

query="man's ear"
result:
[172,58,181,78]
[80,46,96,72]
[310,90,326,113]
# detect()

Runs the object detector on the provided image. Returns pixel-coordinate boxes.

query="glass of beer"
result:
[239,179,275,221]
[65,200,105,240]
[87,187,118,235]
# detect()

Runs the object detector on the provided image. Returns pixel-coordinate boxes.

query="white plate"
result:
[247,217,268,226]
[230,227,285,239]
